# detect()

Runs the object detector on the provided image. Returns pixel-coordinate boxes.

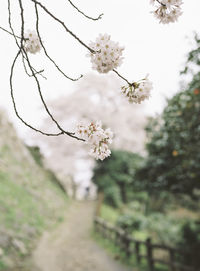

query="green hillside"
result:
[0,111,67,270]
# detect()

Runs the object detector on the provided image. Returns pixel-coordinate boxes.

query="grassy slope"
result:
[0,112,68,270]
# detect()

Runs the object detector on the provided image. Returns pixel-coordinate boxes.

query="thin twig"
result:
[21,53,47,79]
[10,51,64,137]
[30,0,95,53]
[35,3,82,81]
[113,69,132,86]
[18,0,85,142]
[8,0,21,49]
[156,0,166,6]
[0,26,21,39]
[67,0,103,21]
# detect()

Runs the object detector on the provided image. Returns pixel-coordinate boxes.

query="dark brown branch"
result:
[7,1,46,80]
[0,26,21,39]
[156,0,166,6]
[8,0,21,49]
[34,3,82,82]
[17,0,85,142]
[67,0,103,21]
[30,0,95,53]
[10,51,64,137]
[21,53,47,79]
[113,69,132,86]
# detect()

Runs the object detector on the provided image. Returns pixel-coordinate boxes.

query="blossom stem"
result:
[113,69,132,86]
[156,0,166,6]
[67,0,103,21]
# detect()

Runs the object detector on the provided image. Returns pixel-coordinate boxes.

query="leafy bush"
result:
[104,185,122,208]
[93,150,144,206]
[116,211,183,245]
[147,213,182,245]
[116,213,147,233]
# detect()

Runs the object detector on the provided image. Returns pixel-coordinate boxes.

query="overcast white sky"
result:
[0,0,200,139]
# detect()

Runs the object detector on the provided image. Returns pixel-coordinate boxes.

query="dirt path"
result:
[32,201,132,271]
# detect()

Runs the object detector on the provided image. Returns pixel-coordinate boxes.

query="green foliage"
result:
[177,219,200,268]
[0,171,45,233]
[116,213,146,233]
[135,34,200,198]
[93,150,144,207]
[136,64,200,198]
[100,204,120,223]
[181,34,200,75]
[0,128,68,270]
[0,260,7,271]
[116,211,182,245]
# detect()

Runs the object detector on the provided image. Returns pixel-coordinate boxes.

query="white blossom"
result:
[24,30,41,54]
[121,76,153,104]
[151,0,183,24]
[87,34,124,74]
[76,121,113,160]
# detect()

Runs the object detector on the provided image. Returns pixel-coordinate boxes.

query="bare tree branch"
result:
[30,0,96,53]
[0,26,21,39]
[67,0,103,21]
[21,54,47,79]
[34,3,82,82]
[20,0,84,141]
[10,51,64,137]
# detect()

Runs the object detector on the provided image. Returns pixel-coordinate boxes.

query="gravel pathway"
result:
[32,201,132,271]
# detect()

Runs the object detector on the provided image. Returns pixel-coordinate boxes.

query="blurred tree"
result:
[93,150,144,207]
[32,74,146,181]
[136,34,200,198]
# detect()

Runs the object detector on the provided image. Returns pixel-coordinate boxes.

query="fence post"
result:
[124,235,131,258]
[135,241,141,264]
[169,249,175,271]
[146,238,154,271]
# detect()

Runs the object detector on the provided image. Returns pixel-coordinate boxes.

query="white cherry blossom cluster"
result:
[88,33,124,73]
[24,30,41,54]
[76,121,113,160]
[121,76,153,104]
[150,0,183,24]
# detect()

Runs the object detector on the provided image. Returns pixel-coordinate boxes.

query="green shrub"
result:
[116,213,146,233]
[104,185,122,208]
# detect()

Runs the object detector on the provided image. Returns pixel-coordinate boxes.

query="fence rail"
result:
[94,216,198,271]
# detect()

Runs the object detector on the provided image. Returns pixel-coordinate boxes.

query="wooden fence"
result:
[94,216,198,271]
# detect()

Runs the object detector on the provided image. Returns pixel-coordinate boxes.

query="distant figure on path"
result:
[85,186,90,200]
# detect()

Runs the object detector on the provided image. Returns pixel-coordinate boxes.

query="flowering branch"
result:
[67,0,103,21]
[6,0,85,141]
[0,0,183,159]
[150,0,183,24]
